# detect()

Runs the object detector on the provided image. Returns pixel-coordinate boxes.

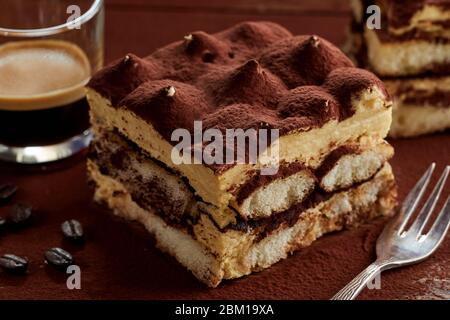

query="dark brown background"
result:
[0,0,449,300]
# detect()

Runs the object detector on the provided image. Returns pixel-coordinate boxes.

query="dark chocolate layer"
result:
[394,86,450,108]
[402,90,450,107]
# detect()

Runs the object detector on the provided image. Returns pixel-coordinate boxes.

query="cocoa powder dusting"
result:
[88,21,389,150]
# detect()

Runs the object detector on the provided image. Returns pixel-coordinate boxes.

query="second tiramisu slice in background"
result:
[346,0,450,137]
[86,21,397,287]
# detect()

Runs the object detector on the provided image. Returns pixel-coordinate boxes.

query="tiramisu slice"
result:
[385,77,450,137]
[87,21,397,287]
[352,0,450,77]
[347,0,450,137]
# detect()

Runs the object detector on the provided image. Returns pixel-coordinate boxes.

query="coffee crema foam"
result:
[0,40,91,111]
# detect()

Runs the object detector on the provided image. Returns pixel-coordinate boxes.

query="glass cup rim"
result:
[0,0,103,38]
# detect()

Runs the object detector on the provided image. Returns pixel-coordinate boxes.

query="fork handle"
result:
[331,261,388,300]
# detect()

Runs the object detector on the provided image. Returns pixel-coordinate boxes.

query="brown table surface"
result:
[0,0,449,300]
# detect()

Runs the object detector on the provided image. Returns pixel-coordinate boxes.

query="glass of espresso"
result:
[0,0,104,163]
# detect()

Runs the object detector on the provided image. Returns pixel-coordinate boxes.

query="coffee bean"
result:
[0,254,28,274]
[61,219,84,242]
[0,184,18,203]
[9,203,33,225]
[0,217,6,231]
[44,248,73,269]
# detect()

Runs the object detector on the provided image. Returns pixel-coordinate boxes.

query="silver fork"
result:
[332,163,450,300]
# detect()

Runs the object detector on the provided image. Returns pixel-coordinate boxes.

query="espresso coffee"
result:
[0,40,91,146]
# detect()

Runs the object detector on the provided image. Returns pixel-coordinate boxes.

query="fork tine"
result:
[397,163,436,234]
[426,195,450,246]
[409,166,450,237]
